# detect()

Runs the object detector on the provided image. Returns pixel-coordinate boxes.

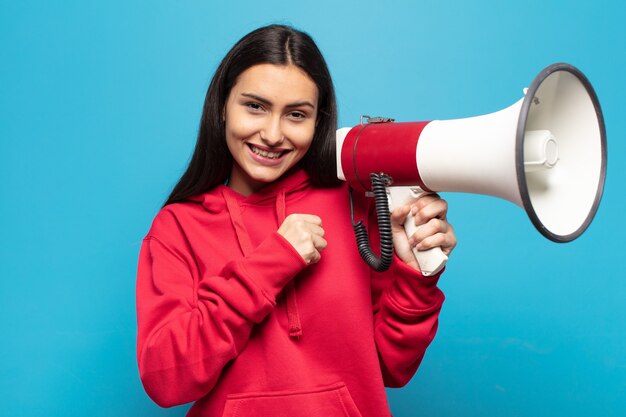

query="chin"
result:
[247,167,286,183]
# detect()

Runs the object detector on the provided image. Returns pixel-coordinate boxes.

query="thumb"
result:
[390,205,411,232]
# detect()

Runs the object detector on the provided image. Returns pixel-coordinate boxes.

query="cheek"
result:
[285,122,316,149]
[225,112,261,142]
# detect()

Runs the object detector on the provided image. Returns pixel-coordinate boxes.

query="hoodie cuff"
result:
[384,256,445,314]
[236,232,307,303]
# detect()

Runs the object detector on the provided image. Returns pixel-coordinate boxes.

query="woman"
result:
[136,24,456,417]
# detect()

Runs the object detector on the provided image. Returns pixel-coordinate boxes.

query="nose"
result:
[261,115,284,146]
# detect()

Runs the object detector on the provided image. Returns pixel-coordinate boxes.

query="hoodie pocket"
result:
[221,382,363,417]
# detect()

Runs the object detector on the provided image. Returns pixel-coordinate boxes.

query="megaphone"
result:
[337,63,607,276]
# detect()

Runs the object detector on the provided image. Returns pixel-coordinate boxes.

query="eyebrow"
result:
[241,92,316,109]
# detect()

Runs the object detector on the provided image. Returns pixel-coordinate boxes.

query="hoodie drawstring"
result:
[276,190,303,339]
[222,188,303,339]
[222,190,254,255]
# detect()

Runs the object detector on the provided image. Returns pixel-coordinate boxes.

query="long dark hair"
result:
[164,24,340,206]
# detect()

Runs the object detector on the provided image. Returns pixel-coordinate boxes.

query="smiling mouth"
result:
[248,144,289,159]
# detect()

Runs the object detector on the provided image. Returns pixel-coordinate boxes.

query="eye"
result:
[245,102,265,112]
[287,111,307,121]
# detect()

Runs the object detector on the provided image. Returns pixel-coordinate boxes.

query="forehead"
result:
[231,64,319,104]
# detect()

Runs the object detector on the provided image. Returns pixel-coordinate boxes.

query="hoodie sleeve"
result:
[368,206,445,388]
[136,211,306,408]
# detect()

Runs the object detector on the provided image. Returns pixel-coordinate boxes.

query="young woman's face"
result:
[224,64,319,196]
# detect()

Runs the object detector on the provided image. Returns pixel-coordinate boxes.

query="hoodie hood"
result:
[191,168,312,215]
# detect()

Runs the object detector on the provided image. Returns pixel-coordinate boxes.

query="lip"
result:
[246,143,292,167]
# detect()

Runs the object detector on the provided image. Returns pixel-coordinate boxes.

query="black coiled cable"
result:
[350,173,394,272]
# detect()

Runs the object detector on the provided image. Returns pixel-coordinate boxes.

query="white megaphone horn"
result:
[337,63,607,276]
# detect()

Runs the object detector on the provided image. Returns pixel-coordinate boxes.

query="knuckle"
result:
[428,234,444,248]
[309,252,321,264]
[416,198,429,209]
[413,212,426,226]
[428,218,442,229]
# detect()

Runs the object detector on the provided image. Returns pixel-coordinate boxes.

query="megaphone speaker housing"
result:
[516,63,606,242]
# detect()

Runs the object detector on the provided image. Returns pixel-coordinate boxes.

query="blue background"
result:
[1,1,624,416]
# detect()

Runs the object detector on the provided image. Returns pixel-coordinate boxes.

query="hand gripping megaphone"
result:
[337,63,607,276]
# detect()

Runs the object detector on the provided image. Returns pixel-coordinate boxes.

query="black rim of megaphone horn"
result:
[515,62,607,243]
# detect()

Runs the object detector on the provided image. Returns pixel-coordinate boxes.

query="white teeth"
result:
[250,145,283,159]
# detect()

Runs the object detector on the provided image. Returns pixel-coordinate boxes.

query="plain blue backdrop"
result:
[1,1,624,416]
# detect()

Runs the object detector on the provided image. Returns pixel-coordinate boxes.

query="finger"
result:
[308,224,325,237]
[390,205,411,230]
[410,218,448,244]
[308,250,321,264]
[294,214,322,226]
[413,199,448,225]
[417,231,456,254]
[442,235,457,255]
[412,193,441,210]
[415,233,447,251]
[441,224,457,255]
[415,222,456,252]
[312,234,328,251]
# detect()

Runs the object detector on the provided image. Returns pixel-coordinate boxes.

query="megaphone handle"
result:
[387,185,448,276]
[404,215,448,276]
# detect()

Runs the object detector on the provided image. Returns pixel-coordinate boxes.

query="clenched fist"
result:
[278,214,327,265]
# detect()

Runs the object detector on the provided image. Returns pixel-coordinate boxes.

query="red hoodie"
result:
[136,168,445,417]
